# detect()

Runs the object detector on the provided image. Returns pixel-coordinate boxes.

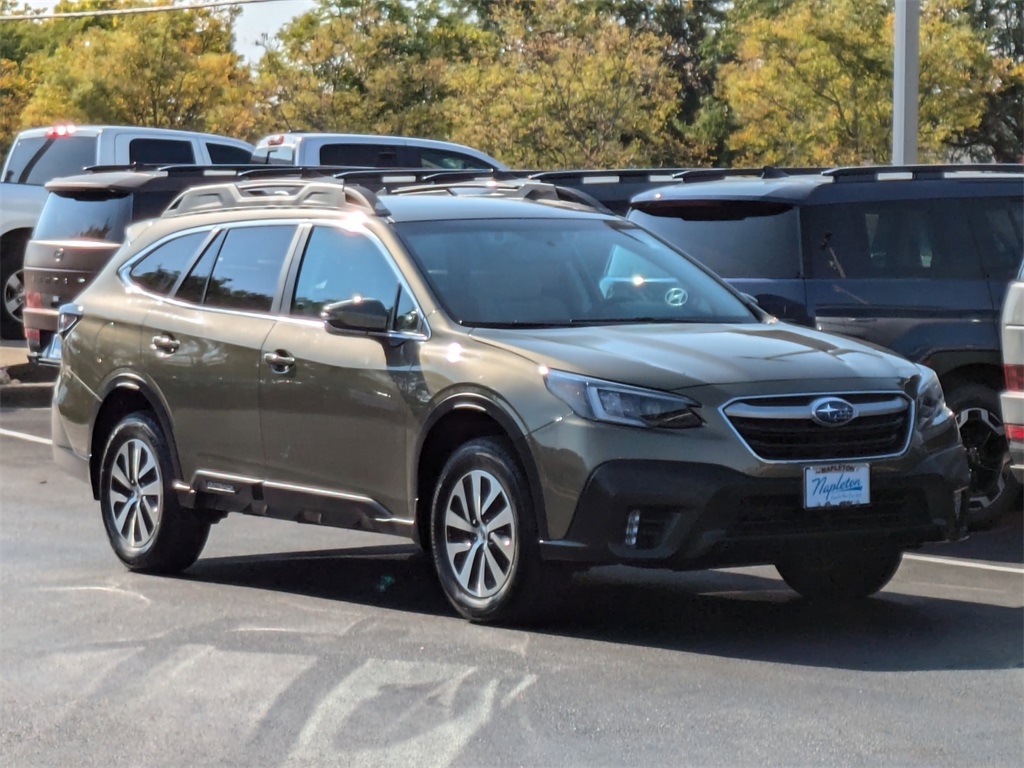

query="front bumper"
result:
[539,441,969,569]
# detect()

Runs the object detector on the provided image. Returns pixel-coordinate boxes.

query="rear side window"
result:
[2,136,97,184]
[628,201,801,279]
[203,225,296,312]
[205,142,252,165]
[319,143,400,167]
[128,139,195,165]
[804,200,984,280]
[965,196,1024,279]
[128,232,208,295]
[33,192,132,242]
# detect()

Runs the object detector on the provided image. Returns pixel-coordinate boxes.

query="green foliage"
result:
[445,0,696,168]
[719,0,1000,165]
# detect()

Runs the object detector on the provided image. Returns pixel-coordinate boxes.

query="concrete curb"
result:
[0,364,57,409]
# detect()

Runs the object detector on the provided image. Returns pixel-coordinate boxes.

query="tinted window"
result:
[33,192,132,242]
[175,233,222,303]
[967,197,1024,279]
[319,144,400,167]
[417,148,491,170]
[629,202,801,279]
[397,219,754,326]
[129,232,208,295]
[2,136,97,185]
[204,226,295,312]
[206,142,252,165]
[804,200,984,280]
[128,139,195,165]
[292,226,400,318]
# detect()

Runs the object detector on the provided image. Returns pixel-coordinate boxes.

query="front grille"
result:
[728,489,928,538]
[724,393,912,461]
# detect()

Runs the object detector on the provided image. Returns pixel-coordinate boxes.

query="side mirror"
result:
[322,298,389,334]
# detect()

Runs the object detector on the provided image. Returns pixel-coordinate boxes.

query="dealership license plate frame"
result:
[803,463,871,509]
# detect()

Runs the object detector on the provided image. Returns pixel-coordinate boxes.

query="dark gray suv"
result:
[52,178,969,622]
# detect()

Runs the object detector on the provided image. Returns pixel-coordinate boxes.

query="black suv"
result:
[628,165,1024,526]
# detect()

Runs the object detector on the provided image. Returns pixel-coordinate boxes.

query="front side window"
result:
[396,218,755,327]
[203,226,296,312]
[128,232,208,295]
[628,200,802,279]
[292,226,401,319]
[417,148,491,170]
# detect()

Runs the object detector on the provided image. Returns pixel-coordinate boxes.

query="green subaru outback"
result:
[51,177,970,622]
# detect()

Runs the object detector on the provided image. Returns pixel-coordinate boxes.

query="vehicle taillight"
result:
[1007,425,1024,442]
[25,290,42,309]
[57,304,82,337]
[1005,364,1024,392]
[45,123,77,138]
[25,328,39,345]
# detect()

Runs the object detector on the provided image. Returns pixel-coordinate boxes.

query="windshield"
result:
[2,135,97,185]
[628,201,801,279]
[395,218,757,327]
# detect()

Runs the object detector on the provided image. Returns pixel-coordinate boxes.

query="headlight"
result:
[915,365,950,428]
[544,369,702,429]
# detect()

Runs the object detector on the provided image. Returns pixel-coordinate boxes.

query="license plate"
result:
[803,463,870,509]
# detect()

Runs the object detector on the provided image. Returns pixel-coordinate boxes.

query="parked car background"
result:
[0,124,254,339]
[627,165,1024,526]
[1000,259,1024,483]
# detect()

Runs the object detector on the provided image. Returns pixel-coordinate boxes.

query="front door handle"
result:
[263,350,296,372]
[150,334,179,354]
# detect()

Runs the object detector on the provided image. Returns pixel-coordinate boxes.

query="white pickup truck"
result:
[0,124,253,338]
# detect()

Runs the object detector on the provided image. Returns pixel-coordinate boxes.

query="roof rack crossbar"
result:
[387,178,612,214]
[164,179,389,218]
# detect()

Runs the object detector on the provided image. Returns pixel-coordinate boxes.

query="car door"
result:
[259,223,422,523]
[140,223,299,481]
[802,198,996,363]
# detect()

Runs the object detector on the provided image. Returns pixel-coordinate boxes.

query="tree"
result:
[719,0,1003,166]
[20,4,256,137]
[445,0,695,168]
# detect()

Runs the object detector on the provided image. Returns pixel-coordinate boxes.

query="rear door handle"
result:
[263,350,295,372]
[150,334,179,354]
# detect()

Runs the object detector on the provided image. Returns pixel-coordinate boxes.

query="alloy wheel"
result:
[443,469,517,599]
[107,438,163,550]
[956,406,1008,514]
[3,268,24,322]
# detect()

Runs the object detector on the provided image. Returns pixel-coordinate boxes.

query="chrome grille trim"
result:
[720,391,914,463]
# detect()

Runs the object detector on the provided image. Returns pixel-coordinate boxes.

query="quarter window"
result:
[206,142,253,165]
[204,226,296,312]
[291,226,401,320]
[129,232,208,295]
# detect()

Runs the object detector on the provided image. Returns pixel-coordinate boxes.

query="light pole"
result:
[892,0,920,165]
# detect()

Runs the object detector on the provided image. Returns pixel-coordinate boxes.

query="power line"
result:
[1,0,300,22]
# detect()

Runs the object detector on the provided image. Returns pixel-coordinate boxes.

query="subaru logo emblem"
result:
[810,397,856,427]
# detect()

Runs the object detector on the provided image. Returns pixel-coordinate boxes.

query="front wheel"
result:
[946,382,1020,528]
[430,437,547,623]
[776,547,902,600]
[0,248,25,340]
[100,413,210,574]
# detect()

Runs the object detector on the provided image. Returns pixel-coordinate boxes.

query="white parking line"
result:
[0,427,52,446]
[903,553,1024,575]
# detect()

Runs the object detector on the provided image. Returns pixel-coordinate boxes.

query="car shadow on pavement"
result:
[184,545,1023,674]
[920,511,1023,565]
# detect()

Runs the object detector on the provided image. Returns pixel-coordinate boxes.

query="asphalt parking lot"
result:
[1,404,1022,767]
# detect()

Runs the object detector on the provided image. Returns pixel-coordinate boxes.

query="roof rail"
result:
[387,178,612,214]
[825,164,1024,182]
[330,168,530,191]
[674,166,822,183]
[530,168,688,184]
[163,178,389,218]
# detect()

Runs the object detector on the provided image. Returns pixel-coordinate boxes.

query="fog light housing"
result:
[624,509,641,547]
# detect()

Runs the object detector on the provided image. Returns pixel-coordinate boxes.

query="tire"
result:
[776,547,902,600]
[430,437,549,623]
[945,382,1021,528]
[1,245,25,340]
[99,413,210,574]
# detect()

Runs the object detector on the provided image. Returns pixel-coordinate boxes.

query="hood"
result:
[470,322,918,391]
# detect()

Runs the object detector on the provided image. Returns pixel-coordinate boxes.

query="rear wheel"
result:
[430,437,549,623]
[946,382,1020,528]
[776,547,902,600]
[100,413,209,574]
